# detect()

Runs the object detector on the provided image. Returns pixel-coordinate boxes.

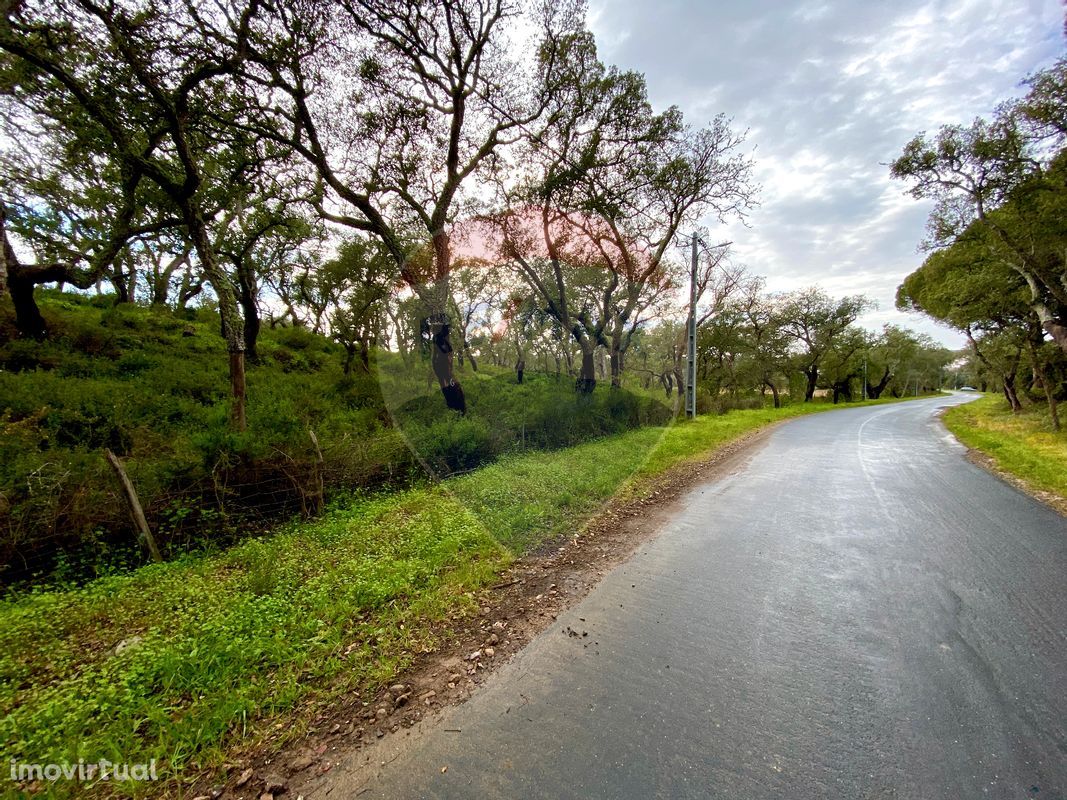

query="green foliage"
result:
[407,414,504,474]
[394,372,673,475]
[896,223,1031,331]
[273,325,320,352]
[944,395,1067,499]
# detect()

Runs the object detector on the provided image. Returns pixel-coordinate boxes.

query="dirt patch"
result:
[183,423,777,800]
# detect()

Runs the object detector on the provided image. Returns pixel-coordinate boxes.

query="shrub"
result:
[332,372,385,409]
[115,352,156,376]
[406,414,503,475]
[275,325,317,351]
[272,346,296,367]
[1,339,61,372]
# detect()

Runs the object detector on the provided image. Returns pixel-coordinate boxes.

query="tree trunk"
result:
[106,266,130,302]
[428,236,465,413]
[0,225,6,297]
[229,350,247,430]
[804,367,818,402]
[1020,271,1067,355]
[185,206,247,431]
[1003,372,1023,413]
[765,380,781,409]
[867,366,891,399]
[359,339,370,372]
[462,339,478,371]
[5,256,97,338]
[151,250,189,307]
[609,347,622,388]
[1042,316,1067,355]
[3,206,58,337]
[176,262,202,310]
[8,272,47,338]
[1034,361,1061,431]
[1026,333,1061,431]
[431,324,466,411]
[235,260,261,363]
[576,349,596,394]
[150,271,169,306]
[149,255,172,307]
[240,293,260,364]
[5,258,98,338]
[661,373,673,398]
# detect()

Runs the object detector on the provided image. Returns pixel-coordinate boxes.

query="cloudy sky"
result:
[587,0,1064,347]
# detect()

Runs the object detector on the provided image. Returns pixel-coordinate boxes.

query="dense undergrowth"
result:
[0,291,669,586]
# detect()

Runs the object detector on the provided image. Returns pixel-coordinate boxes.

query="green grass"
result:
[943,394,1067,501]
[0,490,506,798]
[0,392,929,797]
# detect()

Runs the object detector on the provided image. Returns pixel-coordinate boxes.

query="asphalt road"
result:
[336,395,1067,800]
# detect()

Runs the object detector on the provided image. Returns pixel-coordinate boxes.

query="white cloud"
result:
[589,0,1065,346]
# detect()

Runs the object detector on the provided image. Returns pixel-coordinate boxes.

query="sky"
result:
[587,0,1065,348]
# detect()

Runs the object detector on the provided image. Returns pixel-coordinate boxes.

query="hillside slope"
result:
[0,292,669,584]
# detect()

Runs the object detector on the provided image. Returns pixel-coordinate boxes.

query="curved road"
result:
[325,395,1067,799]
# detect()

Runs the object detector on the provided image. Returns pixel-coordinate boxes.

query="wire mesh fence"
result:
[0,429,420,589]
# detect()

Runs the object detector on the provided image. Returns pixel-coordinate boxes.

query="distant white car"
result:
[959,386,978,391]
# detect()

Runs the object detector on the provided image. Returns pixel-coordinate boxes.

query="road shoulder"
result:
[940,397,1067,517]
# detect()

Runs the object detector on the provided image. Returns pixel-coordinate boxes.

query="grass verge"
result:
[0,394,929,797]
[943,394,1067,504]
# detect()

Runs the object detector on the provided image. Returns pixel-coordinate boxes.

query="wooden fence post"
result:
[104,448,162,562]
[308,429,325,515]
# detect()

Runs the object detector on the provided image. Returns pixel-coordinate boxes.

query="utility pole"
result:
[686,233,698,419]
[862,356,867,401]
